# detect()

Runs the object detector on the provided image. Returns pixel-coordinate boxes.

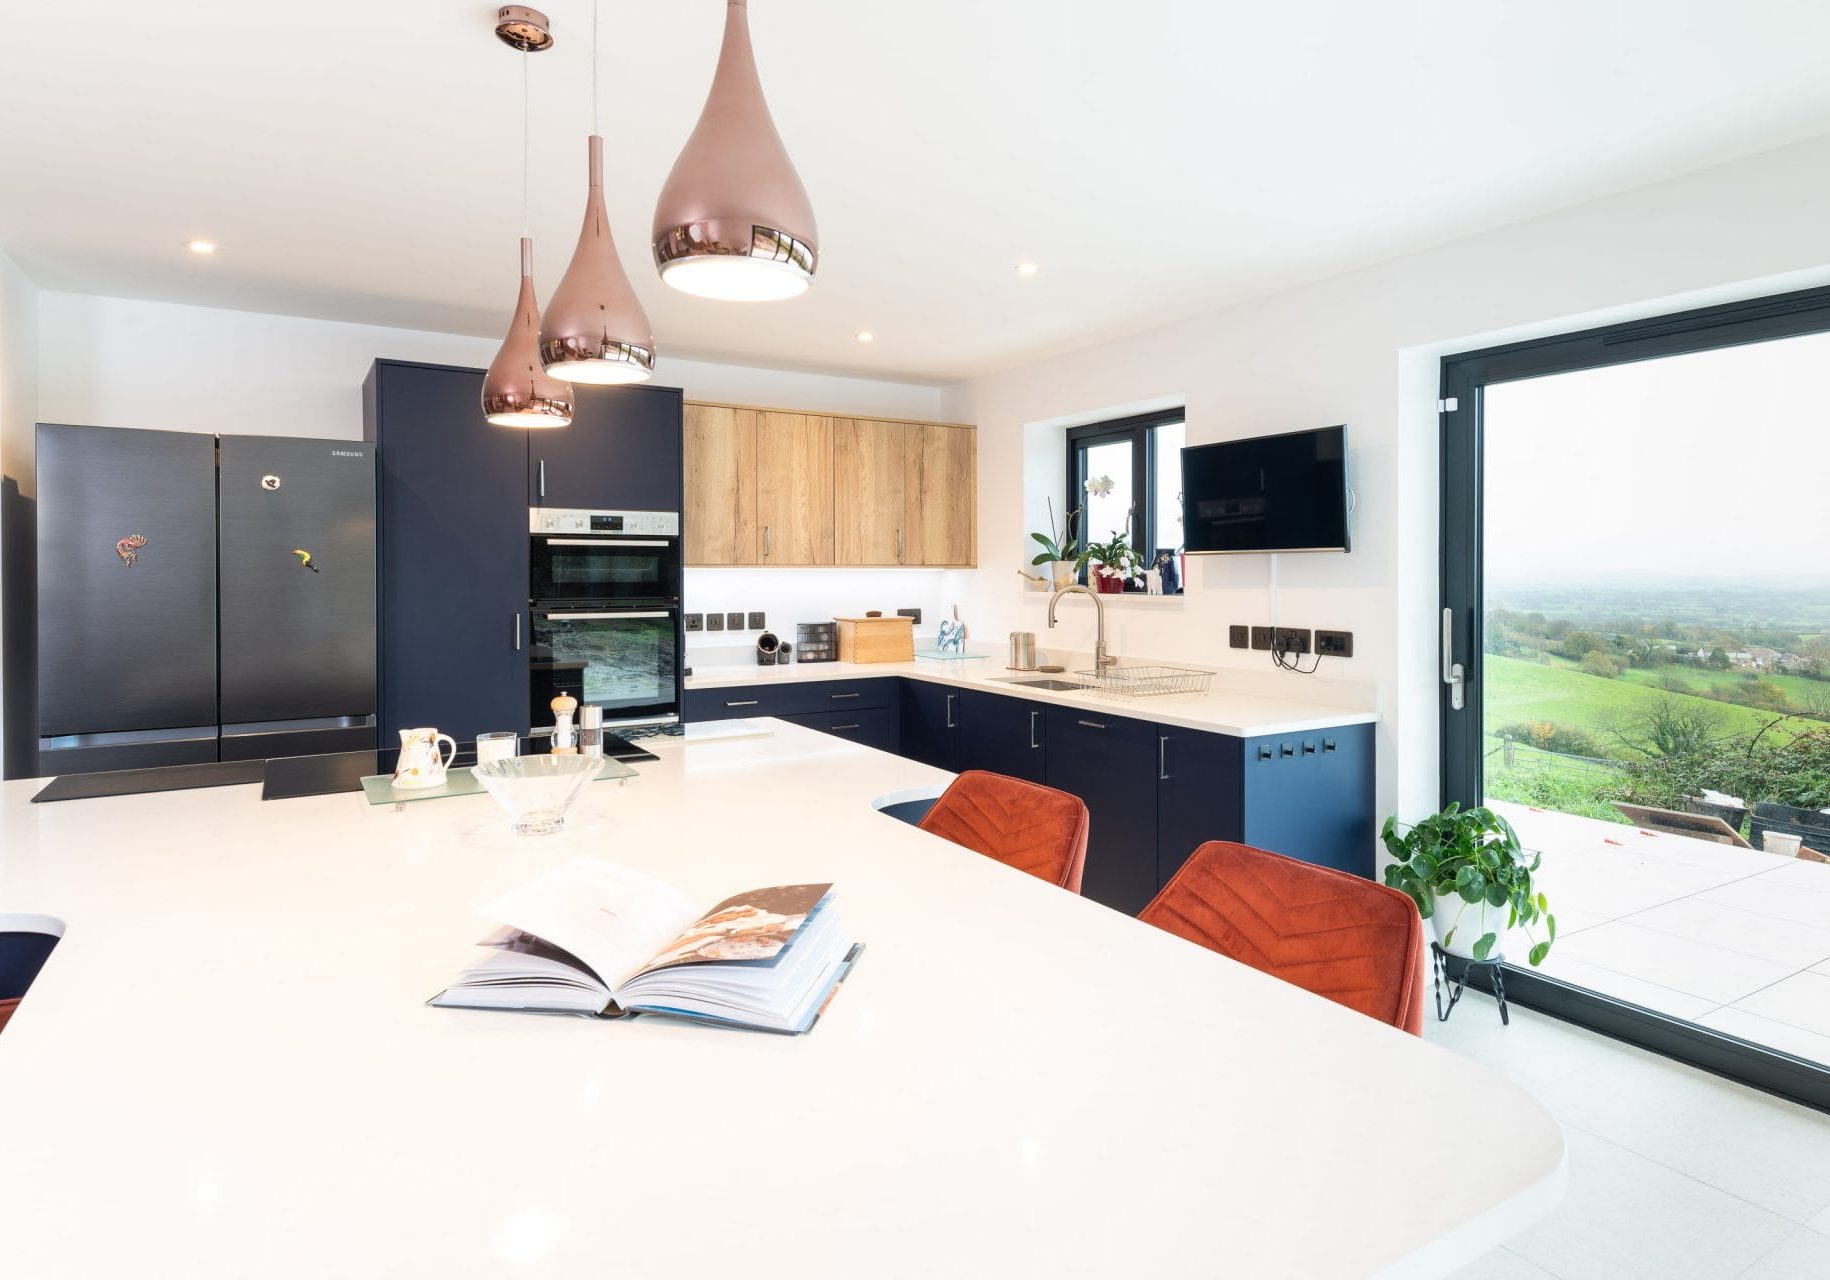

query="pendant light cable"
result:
[522,51,531,237]
[592,0,600,137]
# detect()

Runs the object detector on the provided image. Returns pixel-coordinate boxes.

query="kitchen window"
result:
[1065,410,1186,591]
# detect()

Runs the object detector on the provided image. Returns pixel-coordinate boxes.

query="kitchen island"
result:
[0,721,1561,1278]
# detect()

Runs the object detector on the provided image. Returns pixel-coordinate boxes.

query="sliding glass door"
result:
[1442,285,1830,1110]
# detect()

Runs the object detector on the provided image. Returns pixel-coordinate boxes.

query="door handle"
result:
[1077,719,1107,730]
[1158,733,1170,780]
[538,459,546,499]
[1442,606,1466,712]
[1030,710,1041,750]
[514,611,521,651]
[946,692,957,729]
[763,525,772,559]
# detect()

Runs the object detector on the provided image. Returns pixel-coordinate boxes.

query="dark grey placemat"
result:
[32,759,268,803]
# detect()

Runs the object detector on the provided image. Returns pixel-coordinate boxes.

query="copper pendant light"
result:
[539,1,656,384]
[483,18,574,428]
[652,0,817,301]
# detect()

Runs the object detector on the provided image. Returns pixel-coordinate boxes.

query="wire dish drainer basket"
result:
[1073,665,1214,697]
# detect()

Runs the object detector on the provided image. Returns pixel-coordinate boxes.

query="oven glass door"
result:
[530,609,680,725]
[531,537,681,603]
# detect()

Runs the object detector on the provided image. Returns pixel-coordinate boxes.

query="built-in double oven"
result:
[528,508,683,730]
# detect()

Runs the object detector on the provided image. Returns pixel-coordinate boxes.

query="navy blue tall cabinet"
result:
[364,360,530,744]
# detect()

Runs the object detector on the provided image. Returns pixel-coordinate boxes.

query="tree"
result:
[1800,637,1830,680]
[1581,649,1623,678]
[1560,630,1604,661]
[1609,696,1725,758]
[1709,646,1731,669]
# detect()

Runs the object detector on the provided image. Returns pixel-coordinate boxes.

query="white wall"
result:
[953,132,1830,827]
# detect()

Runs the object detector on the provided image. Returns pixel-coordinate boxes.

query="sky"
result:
[1483,328,1830,583]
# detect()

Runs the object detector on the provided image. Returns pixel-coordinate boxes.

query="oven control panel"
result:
[530,508,681,536]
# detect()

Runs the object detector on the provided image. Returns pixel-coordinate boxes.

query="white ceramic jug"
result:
[393,727,457,790]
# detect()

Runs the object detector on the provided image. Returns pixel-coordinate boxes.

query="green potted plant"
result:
[1380,804,1556,965]
[1028,500,1082,591]
[1082,529,1141,593]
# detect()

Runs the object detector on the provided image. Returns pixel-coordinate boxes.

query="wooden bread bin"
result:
[835,615,915,664]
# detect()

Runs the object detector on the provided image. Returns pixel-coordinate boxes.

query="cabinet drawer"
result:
[684,677,896,721]
[782,707,899,753]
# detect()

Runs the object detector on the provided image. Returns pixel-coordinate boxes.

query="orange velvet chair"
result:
[918,771,1090,894]
[1141,841,1425,1034]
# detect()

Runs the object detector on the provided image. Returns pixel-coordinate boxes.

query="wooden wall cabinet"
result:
[687,401,975,568]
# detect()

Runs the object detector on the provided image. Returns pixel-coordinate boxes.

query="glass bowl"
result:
[473,755,601,836]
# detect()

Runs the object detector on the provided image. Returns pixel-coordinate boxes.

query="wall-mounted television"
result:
[1180,425,1350,554]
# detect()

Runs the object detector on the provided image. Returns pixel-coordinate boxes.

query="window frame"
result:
[1064,408,1185,590]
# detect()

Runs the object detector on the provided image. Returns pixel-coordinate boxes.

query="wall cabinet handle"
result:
[725,699,761,708]
[1077,719,1107,731]
[1030,710,1041,750]
[897,527,904,562]
[946,692,957,730]
[538,459,546,499]
[763,525,772,558]
[514,612,521,651]
[1158,734,1170,780]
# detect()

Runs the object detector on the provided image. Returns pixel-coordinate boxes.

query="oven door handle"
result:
[535,610,675,621]
[540,538,673,547]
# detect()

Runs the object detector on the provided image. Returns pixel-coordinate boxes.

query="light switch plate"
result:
[706,613,725,632]
[897,607,922,624]
[747,611,766,630]
[725,612,745,632]
[1229,625,1249,649]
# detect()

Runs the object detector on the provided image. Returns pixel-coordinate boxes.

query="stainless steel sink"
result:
[992,676,1088,691]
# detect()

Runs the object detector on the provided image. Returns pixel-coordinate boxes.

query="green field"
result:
[1613,663,1829,707]
[1483,654,1792,755]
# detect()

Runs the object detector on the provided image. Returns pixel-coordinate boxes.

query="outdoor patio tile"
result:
[1505,1127,1792,1280]
[1531,1048,1830,1221]
[1730,971,1830,1039]
[1529,952,1718,1021]
[1694,1007,1830,1071]
[1549,921,1796,1004]
[1755,860,1830,892]
[1811,1201,1830,1235]
[1626,896,1830,970]
[1532,847,1738,921]
[1445,1247,1557,1280]
[1697,878,1830,931]
[1737,1228,1830,1280]
[1625,833,1781,877]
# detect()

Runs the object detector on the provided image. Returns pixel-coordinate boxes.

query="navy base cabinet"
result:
[899,680,959,771]
[1154,724,1246,892]
[1241,723,1376,878]
[956,690,1046,782]
[1045,707,1160,916]
[683,678,899,754]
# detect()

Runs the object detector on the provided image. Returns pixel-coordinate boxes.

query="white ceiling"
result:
[5,1,1830,383]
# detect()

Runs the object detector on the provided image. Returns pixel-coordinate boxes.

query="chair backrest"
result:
[917,771,1089,893]
[1141,841,1425,1035]
[0,915,66,1036]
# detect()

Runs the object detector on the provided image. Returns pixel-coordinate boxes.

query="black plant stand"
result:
[1431,942,1510,1026]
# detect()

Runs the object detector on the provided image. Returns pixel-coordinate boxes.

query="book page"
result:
[478,858,700,992]
[625,884,831,982]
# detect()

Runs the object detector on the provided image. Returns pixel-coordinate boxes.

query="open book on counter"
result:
[431,858,860,1034]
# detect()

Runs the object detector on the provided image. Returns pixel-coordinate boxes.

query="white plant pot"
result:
[1428,893,1511,961]
[1048,560,1077,590]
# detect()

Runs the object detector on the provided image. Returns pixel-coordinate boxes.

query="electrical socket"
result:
[1315,629,1354,657]
[897,607,922,624]
[1251,626,1273,651]
[1229,625,1249,649]
[1273,627,1312,655]
[684,612,704,632]
[747,611,766,630]
[725,612,745,632]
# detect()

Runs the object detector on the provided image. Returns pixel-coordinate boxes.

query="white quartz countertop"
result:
[0,723,1557,1278]
[687,655,1380,737]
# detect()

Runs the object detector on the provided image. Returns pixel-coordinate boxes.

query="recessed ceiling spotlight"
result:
[1015,261,1039,277]
[855,330,875,344]
[185,239,218,255]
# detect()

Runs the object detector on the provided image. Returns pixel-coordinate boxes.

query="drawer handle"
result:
[830,692,861,700]
[1077,720,1107,730]
[725,699,761,708]
[832,723,861,732]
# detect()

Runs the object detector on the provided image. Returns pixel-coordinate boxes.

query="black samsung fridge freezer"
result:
[35,424,377,776]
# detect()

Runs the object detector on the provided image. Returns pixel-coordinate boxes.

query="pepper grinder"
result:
[579,704,604,758]
[550,691,578,754]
